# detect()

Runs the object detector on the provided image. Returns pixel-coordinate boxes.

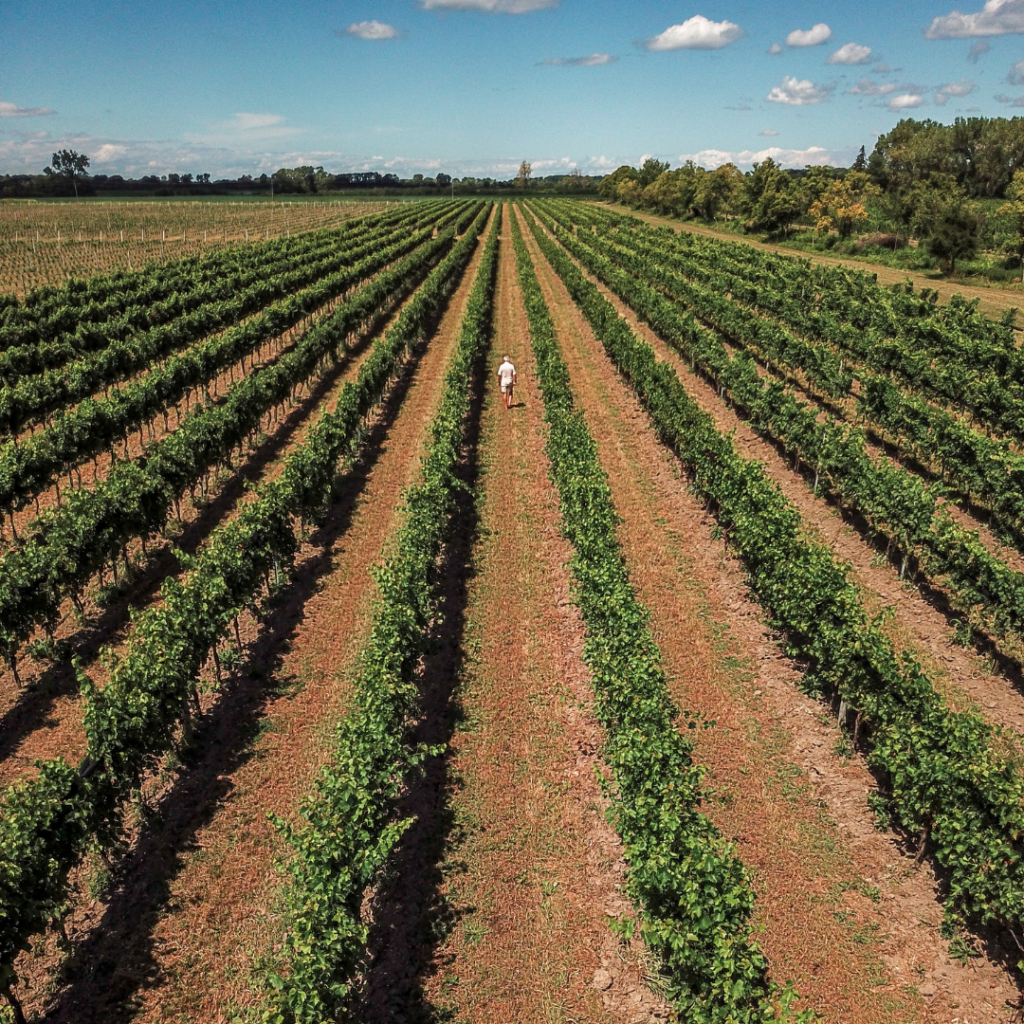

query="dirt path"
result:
[29,214,497,1024]
[380,213,670,1024]
[519,207,1021,1023]
[599,203,1024,324]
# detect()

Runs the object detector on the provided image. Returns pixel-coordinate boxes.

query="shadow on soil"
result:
[352,345,489,1024]
[35,326,435,1024]
[0,312,390,772]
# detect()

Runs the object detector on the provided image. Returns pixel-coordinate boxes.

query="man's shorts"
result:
[501,383,512,393]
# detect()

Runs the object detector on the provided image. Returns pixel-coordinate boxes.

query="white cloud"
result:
[767,42,783,55]
[766,76,834,105]
[827,42,873,65]
[420,0,556,11]
[644,15,744,51]
[230,113,285,131]
[926,0,1024,38]
[786,23,832,47]
[344,20,401,40]
[890,93,925,109]
[92,143,128,163]
[936,79,977,103]
[759,129,779,136]
[996,91,1024,103]
[0,129,624,179]
[539,53,616,66]
[186,112,299,144]
[679,145,838,169]
[969,39,992,59]
[0,101,56,117]
[1009,59,1024,82]
[849,78,898,95]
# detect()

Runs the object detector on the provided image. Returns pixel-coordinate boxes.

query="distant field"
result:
[0,197,395,295]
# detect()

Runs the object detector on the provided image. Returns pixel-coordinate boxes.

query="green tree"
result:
[912,176,982,273]
[999,168,1024,280]
[598,165,639,201]
[638,157,670,188]
[810,171,879,238]
[742,158,800,235]
[694,163,743,221]
[515,160,532,189]
[50,149,90,198]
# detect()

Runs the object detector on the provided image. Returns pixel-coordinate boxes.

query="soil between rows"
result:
[0,244,442,794]
[544,209,1024,744]
[21,211,497,1024]
[518,204,1024,1023]
[396,212,671,1023]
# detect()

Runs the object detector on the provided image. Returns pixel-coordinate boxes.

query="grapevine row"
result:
[0,207,480,677]
[537,206,1024,655]
[553,204,1024,551]
[584,205,1024,446]
[588,202,1018,382]
[0,204,463,438]
[510,209,808,1023]
[0,214,449,522]
[0,203,493,1023]
[522,205,1024,963]
[0,202,441,349]
[265,206,499,1023]
[0,202,433,384]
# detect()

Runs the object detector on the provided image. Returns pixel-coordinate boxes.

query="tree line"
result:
[599,116,1024,275]
[1,152,601,200]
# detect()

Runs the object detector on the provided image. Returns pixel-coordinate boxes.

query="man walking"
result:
[497,354,517,410]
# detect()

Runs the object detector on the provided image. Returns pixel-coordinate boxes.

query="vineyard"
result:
[2,196,1024,1024]
[0,200,389,297]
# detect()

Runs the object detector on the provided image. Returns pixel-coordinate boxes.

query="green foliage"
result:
[0,203,490,1007]
[871,116,1024,199]
[0,204,474,672]
[537,202,1024,653]
[0,203,444,516]
[524,200,1024,970]
[742,158,800,235]
[910,177,982,272]
[265,207,500,1022]
[509,209,810,1023]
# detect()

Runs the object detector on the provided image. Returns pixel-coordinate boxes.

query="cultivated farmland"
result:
[1,198,1023,1024]
[0,199,388,297]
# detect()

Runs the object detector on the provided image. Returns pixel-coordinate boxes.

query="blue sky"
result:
[4,0,1024,178]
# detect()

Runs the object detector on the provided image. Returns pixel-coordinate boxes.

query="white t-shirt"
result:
[498,360,516,386]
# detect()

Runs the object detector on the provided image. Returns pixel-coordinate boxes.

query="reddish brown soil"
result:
[518,206,1022,1023]
[409,213,671,1023]
[21,213,496,1024]
[602,203,1024,324]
